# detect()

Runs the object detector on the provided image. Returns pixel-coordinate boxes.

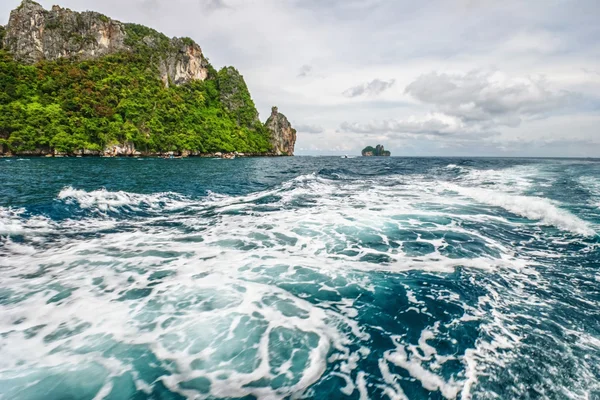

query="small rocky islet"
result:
[361,144,391,156]
[0,0,296,158]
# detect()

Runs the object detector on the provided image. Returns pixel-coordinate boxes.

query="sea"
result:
[0,156,599,400]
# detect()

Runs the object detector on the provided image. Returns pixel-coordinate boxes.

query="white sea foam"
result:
[0,207,52,236]
[57,186,192,214]
[444,183,596,236]
[382,328,462,399]
[1,165,597,399]
[579,176,600,208]
[456,165,544,194]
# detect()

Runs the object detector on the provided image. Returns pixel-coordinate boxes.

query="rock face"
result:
[265,107,297,156]
[2,0,208,86]
[4,1,128,64]
[217,67,260,127]
[157,38,209,87]
[362,145,391,157]
[103,143,137,157]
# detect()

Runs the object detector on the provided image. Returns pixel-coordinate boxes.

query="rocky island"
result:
[0,0,296,157]
[362,145,391,157]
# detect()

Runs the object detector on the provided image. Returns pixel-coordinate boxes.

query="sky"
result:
[1,0,599,157]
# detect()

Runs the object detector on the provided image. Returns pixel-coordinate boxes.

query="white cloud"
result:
[340,114,462,136]
[295,124,324,134]
[405,70,575,129]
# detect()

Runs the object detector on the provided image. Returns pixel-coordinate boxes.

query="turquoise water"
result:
[0,157,599,399]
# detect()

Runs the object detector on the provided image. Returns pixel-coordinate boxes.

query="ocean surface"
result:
[0,156,599,400]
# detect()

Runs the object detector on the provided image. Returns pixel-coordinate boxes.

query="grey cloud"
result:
[405,70,573,128]
[141,0,159,10]
[296,124,324,134]
[203,0,229,11]
[340,117,455,136]
[582,68,600,77]
[298,65,313,78]
[343,79,395,98]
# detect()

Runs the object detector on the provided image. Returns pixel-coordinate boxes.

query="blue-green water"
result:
[1,157,599,399]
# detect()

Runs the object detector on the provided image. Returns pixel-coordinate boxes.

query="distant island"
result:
[0,0,296,158]
[362,145,391,157]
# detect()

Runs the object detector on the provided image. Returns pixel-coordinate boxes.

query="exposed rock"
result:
[16,148,51,156]
[362,145,391,157]
[4,1,128,64]
[217,67,259,127]
[265,107,297,156]
[104,142,135,157]
[2,0,208,86]
[158,38,209,87]
[81,149,101,156]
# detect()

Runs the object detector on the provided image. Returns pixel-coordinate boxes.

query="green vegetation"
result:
[0,26,5,50]
[0,47,272,154]
[124,23,172,56]
[362,146,376,155]
[362,145,391,156]
[217,67,260,129]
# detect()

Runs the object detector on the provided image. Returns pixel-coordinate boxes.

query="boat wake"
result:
[1,160,599,399]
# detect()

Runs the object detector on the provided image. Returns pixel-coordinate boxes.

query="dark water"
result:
[1,157,599,399]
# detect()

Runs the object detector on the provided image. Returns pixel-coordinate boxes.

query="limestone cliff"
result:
[2,0,208,86]
[217,67,260,127]
[0,1,298,157]
[157,38,209,87]
[265,107,297,156]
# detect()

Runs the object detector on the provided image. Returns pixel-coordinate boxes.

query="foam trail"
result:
[57,186,192,214]
[1,159,599,399]
[444,183,596,236]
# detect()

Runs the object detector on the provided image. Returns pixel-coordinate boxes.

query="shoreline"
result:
[0,152,291,159]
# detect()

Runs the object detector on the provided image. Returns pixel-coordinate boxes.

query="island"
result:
[362,145,391,157]
[0,0,296,158]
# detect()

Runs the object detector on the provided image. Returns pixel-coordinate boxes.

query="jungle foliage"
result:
[0,43,272,154]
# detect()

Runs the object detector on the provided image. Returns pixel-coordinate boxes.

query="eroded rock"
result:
[265,107,297,156]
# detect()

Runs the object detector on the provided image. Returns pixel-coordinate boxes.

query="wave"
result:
[444,183,596,236]
[456,165,543,194]
[579,176,600,207]
[57,186,192,215]
[0,207,52,236]
[2,160,600,398]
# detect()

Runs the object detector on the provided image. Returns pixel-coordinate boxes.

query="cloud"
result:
[295,123,324,134]
[582,68,600,77]
[339,114,473,136]
[141,0,160,10]
[343,79,395,98]
[298,65,313,78]
[203,0,229,11]
[1,0,598,156]
[405,70,573,129]
[340,70,579,140]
